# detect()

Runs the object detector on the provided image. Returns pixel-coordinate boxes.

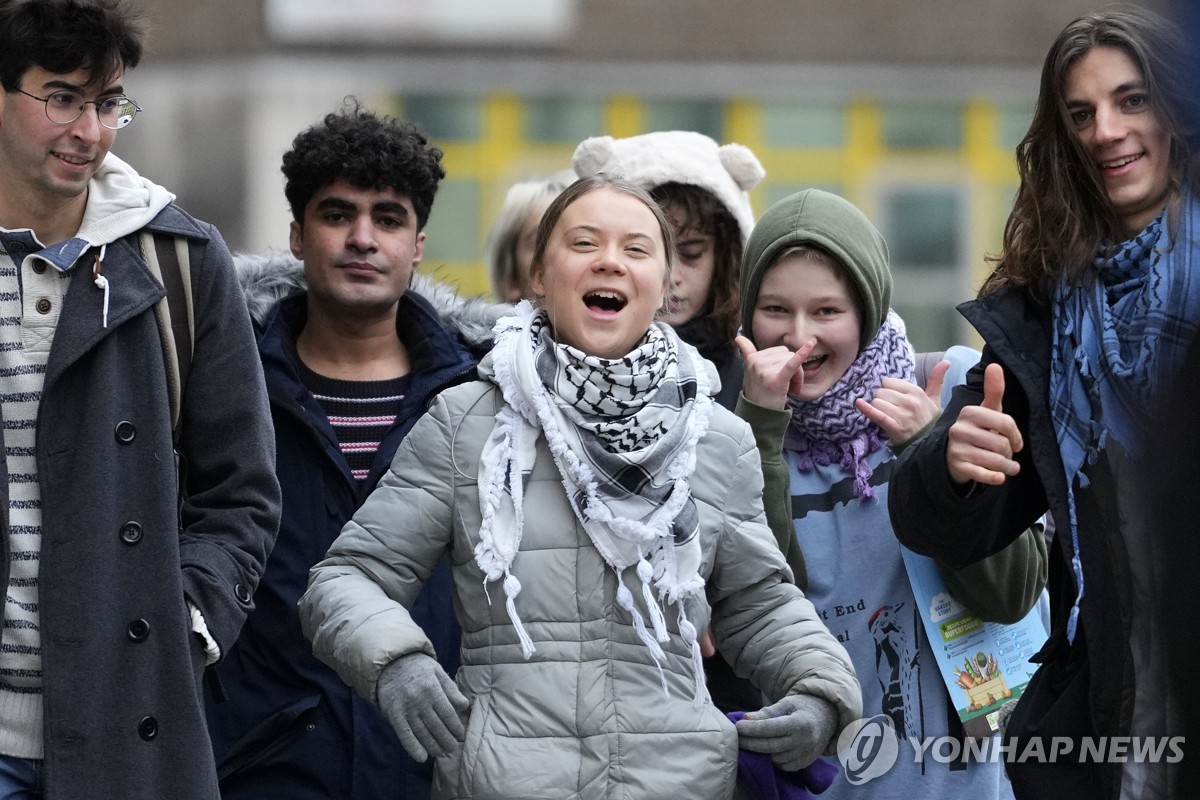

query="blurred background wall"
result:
[114,0,1165,351]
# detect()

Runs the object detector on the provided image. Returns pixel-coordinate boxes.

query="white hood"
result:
[77,153,175,247]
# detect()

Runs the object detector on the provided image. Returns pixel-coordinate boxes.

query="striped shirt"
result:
[0,231,73,758]
[297,362,411,483]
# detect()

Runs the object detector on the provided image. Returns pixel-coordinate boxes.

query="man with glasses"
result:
[0,2,280,799]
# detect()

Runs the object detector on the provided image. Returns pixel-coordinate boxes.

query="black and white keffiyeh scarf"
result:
[478,301,715,700]
[783,309,916,499]
[1050,194,1200,642]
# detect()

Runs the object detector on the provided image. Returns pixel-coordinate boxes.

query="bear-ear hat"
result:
[572,130,765,242]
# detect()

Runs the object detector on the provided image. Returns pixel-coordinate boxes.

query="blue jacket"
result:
[206,289,477,800]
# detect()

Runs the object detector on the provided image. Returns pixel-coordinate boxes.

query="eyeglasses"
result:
[16,89,141,130]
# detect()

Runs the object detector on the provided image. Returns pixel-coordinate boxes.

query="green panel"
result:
[885,189,960,268]
[761,103,844,148]
[765,182,843,208]
[883,104,962,149]
[422,179,480,263]
[999,102,1035,150]
[401,95,482,141]
[891,300,962,354]
[525,97,604,143]
[644,99,724,141]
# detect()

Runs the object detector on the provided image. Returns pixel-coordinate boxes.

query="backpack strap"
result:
[139,232,194,444]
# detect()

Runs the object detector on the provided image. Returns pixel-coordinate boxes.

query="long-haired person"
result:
[888,6,1199,799]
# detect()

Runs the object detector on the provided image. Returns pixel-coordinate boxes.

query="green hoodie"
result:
[740,188,892,351]
[735,189,1046,619]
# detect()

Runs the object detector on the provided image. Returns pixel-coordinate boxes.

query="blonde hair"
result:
[485,170,575,301]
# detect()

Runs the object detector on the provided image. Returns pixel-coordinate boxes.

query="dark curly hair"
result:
[0,0,143,92]
[282,100,446,230]
[982,4,1200,298]
[649,181,744,339]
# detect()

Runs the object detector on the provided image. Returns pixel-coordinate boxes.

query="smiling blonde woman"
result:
[300,176,861,800]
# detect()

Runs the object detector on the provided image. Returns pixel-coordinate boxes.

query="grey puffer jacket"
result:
[300,354,861,800]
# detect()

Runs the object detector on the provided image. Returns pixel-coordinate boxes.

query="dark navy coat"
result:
[206,289,476,799]
[19,205,280,799]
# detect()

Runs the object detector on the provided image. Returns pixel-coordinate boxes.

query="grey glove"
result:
[735,693,838,772]
[377,653,469,762]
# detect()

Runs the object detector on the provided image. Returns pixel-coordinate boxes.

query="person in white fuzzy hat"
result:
[573,132,785,717]
[573,131,765,411]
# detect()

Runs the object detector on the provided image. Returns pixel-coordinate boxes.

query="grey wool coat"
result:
[301,355,862,800]
[16,205,280,798]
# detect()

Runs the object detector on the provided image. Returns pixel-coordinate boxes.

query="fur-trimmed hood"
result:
[233,251,511,349]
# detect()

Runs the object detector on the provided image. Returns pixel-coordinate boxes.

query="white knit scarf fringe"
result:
[477,301,713,703]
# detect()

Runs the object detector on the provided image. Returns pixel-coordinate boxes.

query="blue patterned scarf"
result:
[783,310,915,499]
[1050,194,1200,641]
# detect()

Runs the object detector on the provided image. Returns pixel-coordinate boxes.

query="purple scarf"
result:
[727,711,840,799]
[783,310,915,498]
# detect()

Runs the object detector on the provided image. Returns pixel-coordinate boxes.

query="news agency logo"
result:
[835,715,900,785]
[835,715,1186,784]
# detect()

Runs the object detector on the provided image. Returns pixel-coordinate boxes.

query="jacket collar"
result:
[958,287,1052,382]
[45,233,166,391]
[258,289,477,419]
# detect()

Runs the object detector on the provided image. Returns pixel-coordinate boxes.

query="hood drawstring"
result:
[92,244,109,328]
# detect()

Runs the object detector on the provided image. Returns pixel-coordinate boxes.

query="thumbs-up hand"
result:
[945,363,1024,486]
[736,335,812,410]
[854,359,950,446]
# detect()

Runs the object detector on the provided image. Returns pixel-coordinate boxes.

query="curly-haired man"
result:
[206,103,479,800]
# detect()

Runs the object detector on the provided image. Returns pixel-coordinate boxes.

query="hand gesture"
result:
[854,359,950,445]
[377,652,470,762]
[946,363,1023,485]
[735,335,813,410]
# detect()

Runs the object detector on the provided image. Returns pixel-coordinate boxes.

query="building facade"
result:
[116,0,1165,349]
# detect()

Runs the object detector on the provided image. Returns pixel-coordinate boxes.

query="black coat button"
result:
[127,619,150,641]
[120,522,143,545]
[138,716,158,740]
[31,262,45,274]
[234,584,252,604]
[114,421,136,444]
[35,298,51,314]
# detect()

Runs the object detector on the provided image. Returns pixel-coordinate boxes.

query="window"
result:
[401,95,482,141]
[887,189,961,268]
[525,97,604,143]
[879,185,971,352]
[998,102,1035,150]
[644,100,724,141]
[422,178,481,264]
[762,102,844,148]
[883,104,962,149]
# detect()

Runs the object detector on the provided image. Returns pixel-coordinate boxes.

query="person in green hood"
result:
[733,188,1048,800]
